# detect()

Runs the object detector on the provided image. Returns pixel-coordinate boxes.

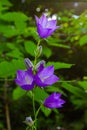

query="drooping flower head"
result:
[35,14,60,38]
[35,66,59,87]
[44,92,65,109]
[15,68,34,90]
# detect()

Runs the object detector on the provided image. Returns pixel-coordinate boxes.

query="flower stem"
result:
[33,104,42,130]
[35,104,42,120]
[34,39,41,68]
[32,92,36,118]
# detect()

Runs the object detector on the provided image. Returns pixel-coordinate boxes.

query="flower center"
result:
[46,24,50,28]
[25,76,31,84]
[40,75,50,82]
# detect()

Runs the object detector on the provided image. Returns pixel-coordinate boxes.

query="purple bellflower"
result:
[35,14,60,38]
[15,68,34,90]
[44,92,65,109]
[35,66,59,87]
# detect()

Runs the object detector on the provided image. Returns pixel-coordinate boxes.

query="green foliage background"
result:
[0,0,87,130]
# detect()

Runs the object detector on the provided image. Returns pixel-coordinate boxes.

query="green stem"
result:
[34,39,41,68]
[35,104,42,119]
[32,92,35,118]
[34,104,42,130]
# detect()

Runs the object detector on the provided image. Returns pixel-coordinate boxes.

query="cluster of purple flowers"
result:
[15,59,65,109]
[15,61,59,90]
[15,14,65,109]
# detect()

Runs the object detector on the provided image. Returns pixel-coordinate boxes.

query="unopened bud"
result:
[35,45,42,57]
[36,60,45,71]
[24,116,33,126]
[24,58,34,69]
[38,45,42,56]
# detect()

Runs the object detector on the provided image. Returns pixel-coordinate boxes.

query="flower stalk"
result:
[14,14,65,130]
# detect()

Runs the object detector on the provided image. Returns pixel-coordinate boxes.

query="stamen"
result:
[25,76,30,84]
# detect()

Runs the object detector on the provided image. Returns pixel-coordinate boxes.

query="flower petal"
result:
[15,69,34,91]
[35,75,47,87]
[39,14,47,27]
[35,66,59,87]
[35,15,39,25]
[21,84,34,90]
[44,75,59,85]
[38,66,54,77]
[47,20,57,28]
[44,92,65,109]
[37,24,52,38]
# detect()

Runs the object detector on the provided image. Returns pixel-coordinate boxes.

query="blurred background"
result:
[0,0,87,130]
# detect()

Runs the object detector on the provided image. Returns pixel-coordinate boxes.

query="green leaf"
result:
[46,86,65,96]
[0,25,18,37]
[47,61,74,70]
[24,27,39,41]
[0,59,25,77]
[1,12,28,22]
[0,0,12,7]
[41,106,51,117]
[46,37,70,49]
[13,87,26,100]
[27,87,51,116]
[6,49,24,58]
[79,35,87,46]
[7,43,17,50]
[62,82,87,99]
[43,46,52,58]
[34,87,51,116]
[24,41,36,57]
[15,21,27,32]
[34,87,49,103]
[70,96,86,109]
[78,81,87,90]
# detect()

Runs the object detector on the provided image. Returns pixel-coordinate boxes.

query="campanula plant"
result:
[15,14,65,130]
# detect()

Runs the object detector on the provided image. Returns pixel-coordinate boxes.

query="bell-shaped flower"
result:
[44,92,65,109]
[15,68,34,90]
[35,66,59,87]
[35,14,60,38]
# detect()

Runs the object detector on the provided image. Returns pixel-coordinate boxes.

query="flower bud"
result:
[36,60,45,71]
[35,45,42,58]
[24,116,34,126]
[37,45,42,56]
[24,58,34,69]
